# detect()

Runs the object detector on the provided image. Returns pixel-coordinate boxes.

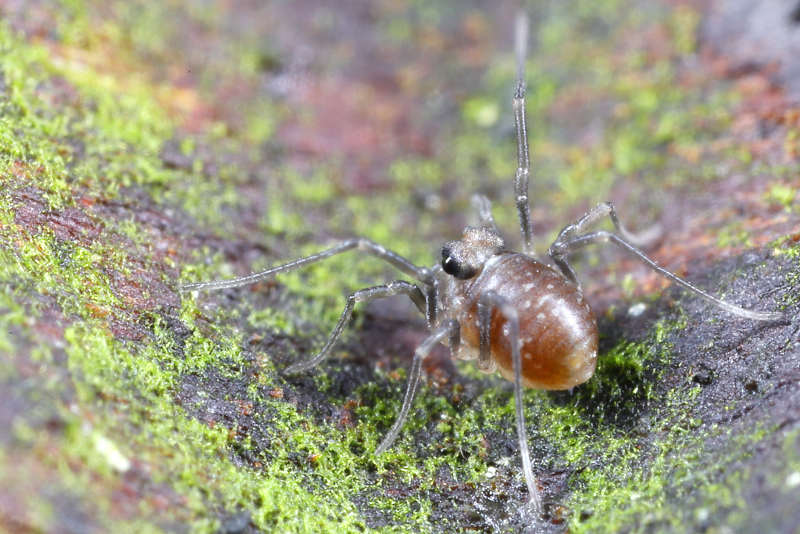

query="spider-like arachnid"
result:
[182,12,783,515]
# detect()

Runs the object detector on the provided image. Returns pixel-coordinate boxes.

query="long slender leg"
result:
[479,291,542,513]
[374,320,459,455]
[476,295,497,373]
[556,230,785,322]
[181,238,430,292]
[424,281,439,329]
[513,11,533,253]
[554,201,661,249]
[284,281,427,375]
[478,290,542,514]
[447,319,461,356]
[549,201,658,284]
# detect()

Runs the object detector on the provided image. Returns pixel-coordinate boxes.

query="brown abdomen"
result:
[459,254,598,390]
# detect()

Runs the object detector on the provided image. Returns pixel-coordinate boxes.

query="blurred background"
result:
[0,1,798,532]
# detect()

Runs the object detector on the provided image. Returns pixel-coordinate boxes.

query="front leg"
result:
[182,238,431,292]
[548,201,660,285]
[554,201,661,248]
[552,230,784,322]
[374,320,460,455]
[284,281,427,374]
[478,290,542,515]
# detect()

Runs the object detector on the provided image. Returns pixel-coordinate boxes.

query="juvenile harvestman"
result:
[182,12,783,515]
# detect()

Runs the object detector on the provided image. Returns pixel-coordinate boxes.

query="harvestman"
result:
[182,12,784,514]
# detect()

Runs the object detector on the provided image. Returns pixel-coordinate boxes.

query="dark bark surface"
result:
[0,1,798,532]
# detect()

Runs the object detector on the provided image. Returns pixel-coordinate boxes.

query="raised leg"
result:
[478,290,542,514]
[181,238,430,292]
[284,281,427,375]
[555,201,661,249]
[513,11,533,253]
[374,319,460,455]
[552,230,784,322]
[549,201,660,284]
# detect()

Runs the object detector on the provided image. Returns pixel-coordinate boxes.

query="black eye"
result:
[442,253,459,276]
[441,247,476,280]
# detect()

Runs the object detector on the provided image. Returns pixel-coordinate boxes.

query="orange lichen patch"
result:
[387,368,404,382]
[338,399,359,428]
[85,302,111,319]
[235,400,254,417]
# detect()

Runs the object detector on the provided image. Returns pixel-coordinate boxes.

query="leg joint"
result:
[548,240,568,258]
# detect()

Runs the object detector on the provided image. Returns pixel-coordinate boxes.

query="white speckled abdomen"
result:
[440,253,598,390]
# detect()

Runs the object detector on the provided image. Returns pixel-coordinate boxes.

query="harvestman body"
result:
[182,13,783,515]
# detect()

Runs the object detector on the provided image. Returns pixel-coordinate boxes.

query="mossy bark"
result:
[1,1,798,533]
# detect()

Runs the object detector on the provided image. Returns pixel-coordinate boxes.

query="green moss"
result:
[0,22,178,206]
[0,10,391,529]
[668,5,701,56]
[716,223,756,250]
[772,241,800,309]
[462,96,501,128]
[765,182,797,211]
[1,0,796,531]
[59,322,382,532]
